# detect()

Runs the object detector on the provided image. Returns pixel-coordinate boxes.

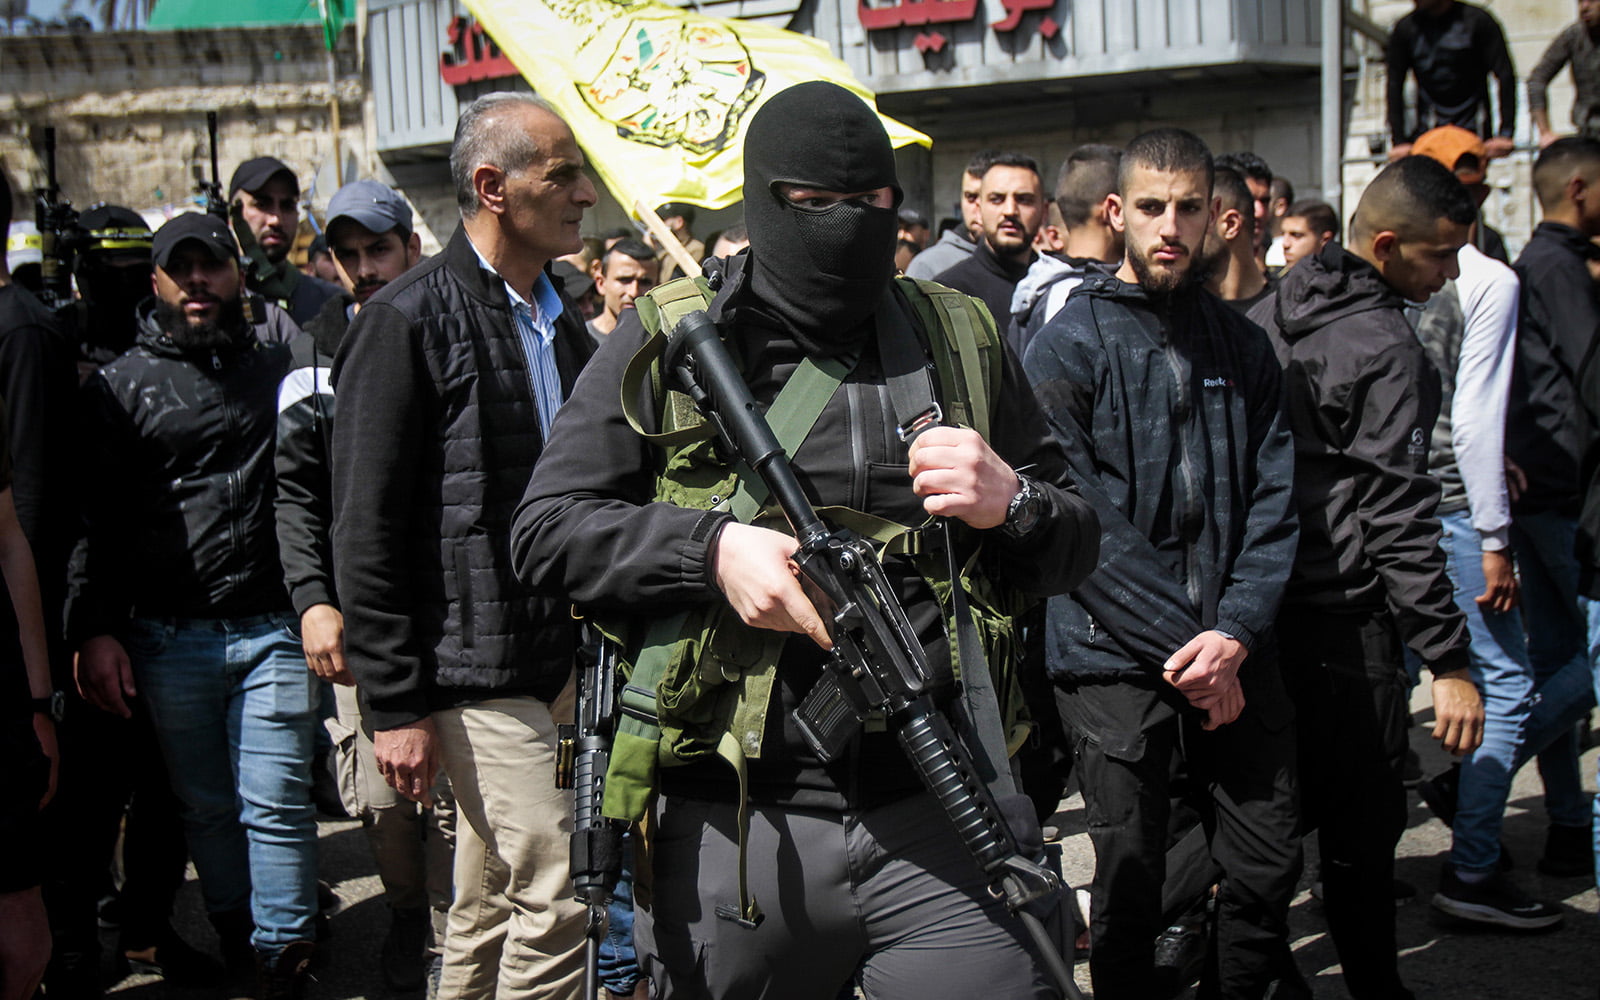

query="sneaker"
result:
[1151,904,1208,998]
[1430,866,1563,931]
[257,941,317,1000]
[380,906,430,993]
[119,930,225,988]
[1538,822,1594,877]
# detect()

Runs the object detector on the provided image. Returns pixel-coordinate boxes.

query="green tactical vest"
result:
[593,274,1036,832]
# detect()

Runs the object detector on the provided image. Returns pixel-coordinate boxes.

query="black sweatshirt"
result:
[1249,244,1469,674]
[1386,0,1516,142]
[1509,222,1600,519]
[509,258,1099,809]
[934,239,1034,336]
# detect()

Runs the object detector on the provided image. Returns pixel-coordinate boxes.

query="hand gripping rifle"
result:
[665,310,1084,1000]
[555,626,625,1000]
[34,127,88,314]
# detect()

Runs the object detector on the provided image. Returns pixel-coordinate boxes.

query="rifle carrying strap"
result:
[875,285,1017,800]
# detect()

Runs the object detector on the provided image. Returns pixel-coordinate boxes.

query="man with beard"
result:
[1200,166,1273,313]
[1247,157,1484,999]
[905,149,999,278]
[36,204,225,998]
[934,152,1046,329]
[331,93,597,1000]
[70,212,319,998]
[273,179,444,993]
[1022,128,1305,1000]
[229,157,341,326]
[509,81,1099,999]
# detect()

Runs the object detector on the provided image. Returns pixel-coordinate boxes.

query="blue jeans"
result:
[1439,512,1535,872]
[1511,512,1592,827]
[597,834,639,995]
[127,613,319,953]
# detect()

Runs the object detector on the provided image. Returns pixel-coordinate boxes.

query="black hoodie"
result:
[1248,243,1468,674]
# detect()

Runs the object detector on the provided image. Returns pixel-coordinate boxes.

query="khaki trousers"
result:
[432,683,586,1000]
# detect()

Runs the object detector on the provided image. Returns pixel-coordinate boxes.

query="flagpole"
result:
[633,200,700,278]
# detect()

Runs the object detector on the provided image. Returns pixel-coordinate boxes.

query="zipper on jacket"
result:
[1161,324,1205,611]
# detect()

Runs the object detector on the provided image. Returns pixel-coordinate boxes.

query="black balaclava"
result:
[742,81,901,354]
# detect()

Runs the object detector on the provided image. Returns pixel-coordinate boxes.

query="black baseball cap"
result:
[152,213,238,269]
[552,259,594,300]
[228,156,299,199]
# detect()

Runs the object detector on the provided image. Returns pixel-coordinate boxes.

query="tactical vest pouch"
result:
[601,272,1034,823]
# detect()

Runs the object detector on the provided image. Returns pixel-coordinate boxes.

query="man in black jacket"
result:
[1526,137,1600,883]
[331,93,597,999]
[510,82,1098,999]
[1024,128,1304,1000]
[70,212,317,997]
[1248,157,1484,1000]
[275,178,445,993]
[934,152,1046,328]
[229,157,341,325]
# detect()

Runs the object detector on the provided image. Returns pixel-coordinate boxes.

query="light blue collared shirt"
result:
[469,239,565,438]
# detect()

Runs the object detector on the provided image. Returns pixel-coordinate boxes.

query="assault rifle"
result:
[33,127,88,314]
[555,627,626,1000]
[664,310,1084,1000]
[194,111,228,220]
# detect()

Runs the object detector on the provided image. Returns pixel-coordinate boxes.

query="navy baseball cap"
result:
[326,179,413,239]
[229,156,298,199]
[151,213,238,269]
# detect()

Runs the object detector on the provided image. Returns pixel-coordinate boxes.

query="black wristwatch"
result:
[32,690,65,723]
[1000,473,1045,539]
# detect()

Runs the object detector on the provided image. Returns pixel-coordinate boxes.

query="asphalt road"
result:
[111,692,1597,1000]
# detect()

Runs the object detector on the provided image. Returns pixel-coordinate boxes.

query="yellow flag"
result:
[462,0,930,213]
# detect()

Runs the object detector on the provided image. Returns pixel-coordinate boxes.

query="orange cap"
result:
[1412,125,1488,184]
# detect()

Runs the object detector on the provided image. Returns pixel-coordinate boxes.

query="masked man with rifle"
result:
[510,82,1100,999]
[229,157,341,326]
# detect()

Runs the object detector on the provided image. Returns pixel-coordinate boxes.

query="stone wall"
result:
[1,24,370,236]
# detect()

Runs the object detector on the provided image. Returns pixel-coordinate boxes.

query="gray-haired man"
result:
[330,93,598,999]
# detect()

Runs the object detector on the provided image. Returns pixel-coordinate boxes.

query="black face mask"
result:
[77,255,153,354]
[741,82,902,354]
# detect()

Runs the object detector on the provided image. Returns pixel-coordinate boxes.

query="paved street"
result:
[115,691,1597,1000]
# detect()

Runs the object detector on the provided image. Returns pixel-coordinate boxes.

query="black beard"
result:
[155,297,246,353]
[1128,242,1198,298]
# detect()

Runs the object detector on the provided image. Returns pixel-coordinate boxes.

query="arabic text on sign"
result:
[440,16,520,86]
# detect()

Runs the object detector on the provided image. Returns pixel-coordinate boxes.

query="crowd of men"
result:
[2,3,1600,1000]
